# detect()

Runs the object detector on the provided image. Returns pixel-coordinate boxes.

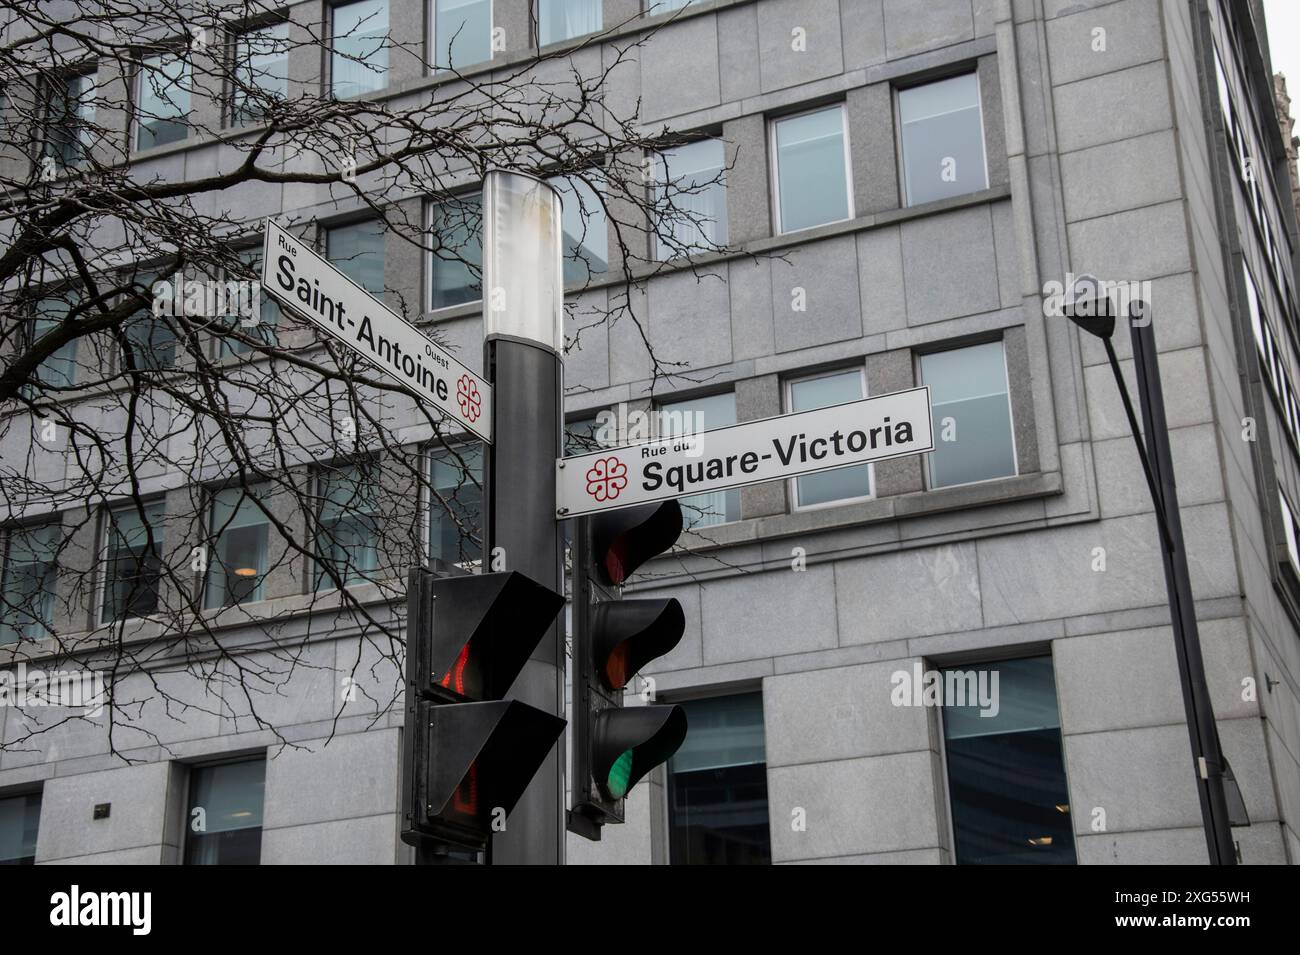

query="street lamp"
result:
[483,170,564,352]
[1063,276,1247,865]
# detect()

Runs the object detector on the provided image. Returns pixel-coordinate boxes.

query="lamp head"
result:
[1061,273,1116,340]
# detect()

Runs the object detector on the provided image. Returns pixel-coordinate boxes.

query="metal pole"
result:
[482,337,565,865]
[479,170,566,865]
[1127,314,1237,865]
[1102,337,1175,555]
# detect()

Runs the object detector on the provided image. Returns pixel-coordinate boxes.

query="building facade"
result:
[2,0,1300,865]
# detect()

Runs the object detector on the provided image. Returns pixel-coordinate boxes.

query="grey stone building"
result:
[2,0,1299,865]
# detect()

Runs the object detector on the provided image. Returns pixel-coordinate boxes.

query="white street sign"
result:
[556,386,933,518]
[261,219,493,443]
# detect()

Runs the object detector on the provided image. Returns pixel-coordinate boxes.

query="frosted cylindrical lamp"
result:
[482,169,564,353]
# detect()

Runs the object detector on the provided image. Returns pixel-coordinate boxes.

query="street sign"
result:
[556,386,933,518]
[260,219,493,443]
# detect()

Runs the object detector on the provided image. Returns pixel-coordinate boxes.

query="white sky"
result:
[1263,0,1300,122]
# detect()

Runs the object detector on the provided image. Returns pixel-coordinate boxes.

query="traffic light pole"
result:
[482,335,565,865]
[477,170,567,865]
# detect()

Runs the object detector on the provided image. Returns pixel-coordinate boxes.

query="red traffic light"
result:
[415,571,564,702]
[591,599,685,690]
[592,500,683,585]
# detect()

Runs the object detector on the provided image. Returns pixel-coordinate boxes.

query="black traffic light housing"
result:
[590,599,685,690]
[592,705,687,801]
[402,567,566,852]
[569,501,688,839]
[412,570,565,702]
[591,498,683,584]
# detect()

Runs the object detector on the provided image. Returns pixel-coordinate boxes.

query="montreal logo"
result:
[586,457,628,501]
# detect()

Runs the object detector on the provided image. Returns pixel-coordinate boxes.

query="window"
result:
[941,656,1076,864]
[1243,261,1266,360]
[184,758,265,865]
[0,522,60,644]
[1280,491,1300,574]
[549,173,608,283]
[898,73,988,206]
[314,461,381,589]
[0,791,41,865]
[667,693,771,865]
[46,72,96,167]
[920,341,1016,488]
[30,297,79,388]
[537,0,601,46]
[771,105,852,234]
[431,0,492,71]
[429,444,483,564]
[786,369,870,508]
[332,0,390,98]
[649,0,695,12]
[327,219,386,298]
[136,52,191,150]
[659,393,740,527]
[121,273,179,371]
[205,485,272,608]
[219,248,280,357]
[655,138,727,260]
[564,414,603,455]
[232,22,290,126]
[101,501,165,623]
[427,195,482,310]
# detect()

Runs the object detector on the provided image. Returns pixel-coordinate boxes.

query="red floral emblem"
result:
[456,375,481,422]
[586,456,628,502]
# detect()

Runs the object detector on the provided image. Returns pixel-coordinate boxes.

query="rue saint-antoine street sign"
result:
[261,219,493,443]
[556,386,934,518]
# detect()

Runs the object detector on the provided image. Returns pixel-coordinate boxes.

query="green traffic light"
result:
[606,749,634,799]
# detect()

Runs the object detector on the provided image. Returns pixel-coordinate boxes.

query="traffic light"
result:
[569,501,688,839]
[401,567,566,852]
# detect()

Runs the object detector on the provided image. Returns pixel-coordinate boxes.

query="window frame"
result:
[42,65,98,169]
[645,0,696,14]
[328,0,392,100]
[96,498,167,627]
[564,411,607,456]
[933,651,1078,865]
[182,754,267,866]
[654,389,742,527]
[424,440,484,569]
[660,685,773,867]
[423,191,483,314]
[535,0,603,48]
[324,215,387,299]
[1280,490,1300,579]
[210,242,280,360]
[226,15,292,128]
[115,265,182,373]
[25,290,82,390]
[132,45,193,153]
[0,786,43,865]
[0,518,62,644]
[203,482,277,611]
[653,135,728,262]
[311,456,383,592]
[916,338,1019,492]
[894,69,990,208]
[768,102,855,236]
[548,168,610,285]
[782,365,873,512]
[427,0,495,74]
